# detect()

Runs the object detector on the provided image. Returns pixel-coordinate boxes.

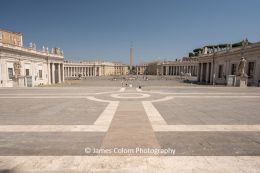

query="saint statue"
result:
[237,57,247,77]
[13,60,22,79]
[29,42,33,49]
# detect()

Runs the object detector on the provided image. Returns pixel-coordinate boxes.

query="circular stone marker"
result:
[110,93,150,99]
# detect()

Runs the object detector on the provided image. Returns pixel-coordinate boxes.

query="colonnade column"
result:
[52,63,55,84]
[195,65,198,76]
[210,61,214,84]
[197,63,201,82]
[58,63,61,83]
[48,63,51,84]
[61,64,64,82]
[64,67,66,78]
[205,63,209,83]
[200,63,203,82]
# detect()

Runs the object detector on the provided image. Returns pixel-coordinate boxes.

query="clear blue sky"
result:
[1,0,260,64]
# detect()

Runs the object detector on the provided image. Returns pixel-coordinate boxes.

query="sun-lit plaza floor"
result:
[0,77,260,172]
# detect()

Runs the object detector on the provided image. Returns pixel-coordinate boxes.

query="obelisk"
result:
[130,47,133,72]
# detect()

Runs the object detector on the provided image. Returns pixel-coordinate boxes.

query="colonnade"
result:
[49,62,64,84]
[162,65,198,76]
[197,62,213,84]
[64,66,100,78]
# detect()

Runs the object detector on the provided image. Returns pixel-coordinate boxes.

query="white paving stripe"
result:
[0,156,259,172]
[0,93,122,98]
[94,101,119,127]
[0,125,107,132]
[153,125,260,132]
[1,92,259,98]
[173,95,260,98]
[0,96,94,99]
[142,101,167,125]
[143,90,260,96]
[86,96,113,103]
[111,93,150,99]
[0,89,126,98]
[0,90,121,95]
[150,96,174,103]
[0,97,119,132]
[136,87,142,92]
[119,87,126,92]
[0,93,96,95]
[95,91,122,95]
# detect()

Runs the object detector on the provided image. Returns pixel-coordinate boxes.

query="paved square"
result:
[153,98,260,125]
[0,98,107,125]
[0,81,260,172]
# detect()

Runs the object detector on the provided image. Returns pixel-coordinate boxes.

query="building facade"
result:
[0,29,64,87]
[197,41,260,86]
[64,60,128,78]
[158,40,260,86]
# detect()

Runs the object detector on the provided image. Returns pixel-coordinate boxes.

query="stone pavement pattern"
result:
[101,100,161,155]
[0,79,260,172]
